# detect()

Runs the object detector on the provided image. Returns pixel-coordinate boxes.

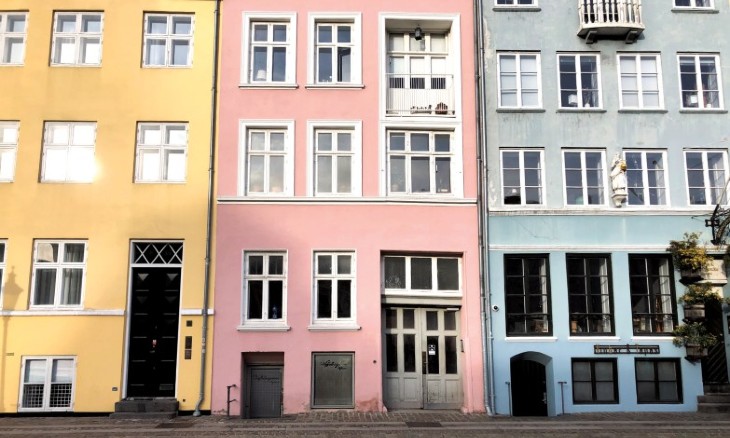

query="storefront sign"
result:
[594,344,660,355]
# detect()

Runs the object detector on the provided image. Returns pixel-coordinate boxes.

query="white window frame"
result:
[0,11,28,65]
[241,12,297,87]
[500,149,544,206]
[382,255,462,298]
[617,54,664,110]
[677,54,724,110]
[240,251,289,331]
[239,120,295,196]
[134,122,188,183]
[684,149,729,206]
[495,0,537,5]
[30,240,87,309]
[18,356,76,412]
[306,120,362,197]
[0,121,18,181]
[563,149,608,207]
[41,122,96,183]
[623,150,669,207]
[0,240,6,309]
[557,53,602,109]
[142,13,194,68]
[497,52,542,109]
[673,0,714,9]
[50,12,103,66]
[307,13,362,87]
[311,251,358,330]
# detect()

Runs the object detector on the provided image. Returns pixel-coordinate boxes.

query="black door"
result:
[511,359,547,416]
[246,367,283,418]
[126,267,181,397]
[702,300,729,384]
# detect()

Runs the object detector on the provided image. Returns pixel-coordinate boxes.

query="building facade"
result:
[0,0,216,413]
[484,0,730,415]
[211,0,485,416]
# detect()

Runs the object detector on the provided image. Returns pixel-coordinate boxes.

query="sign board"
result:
[594,344,660,355]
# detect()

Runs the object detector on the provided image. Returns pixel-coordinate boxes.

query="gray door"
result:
[246,366,282,418]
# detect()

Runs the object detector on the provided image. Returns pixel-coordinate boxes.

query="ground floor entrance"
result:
[510,357,547,416]
[382,307,462,409]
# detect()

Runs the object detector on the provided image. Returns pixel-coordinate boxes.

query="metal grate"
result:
[133,242,183,265]
[22,384,44,408]
[49,383,73,408]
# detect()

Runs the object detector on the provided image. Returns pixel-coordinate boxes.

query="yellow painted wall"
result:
[0,0,216,413]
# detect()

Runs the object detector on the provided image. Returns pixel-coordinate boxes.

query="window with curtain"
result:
[315,23,352,83]
[31,241,87,308]
[567,255,613,335]
[684,150,728,205]
[505,254,551,336]
[618,54,663,109]
[314,129,354,195]
[20,357,76,412]
[679,54,723,109]
[498,52,541,108]
[625,150,668,206]
[387,130,454,195]
[0,12,28,65]
[563,150,606,206]
[0,121,18,181]
[0,241,5,304]
[501,149,544,205]
[629,255,676,335]
[51,12,103,66]
[558,54,601,109]
[135,123,188,183]
[143,14,193,67]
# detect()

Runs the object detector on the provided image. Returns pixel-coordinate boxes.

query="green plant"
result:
[667,232,713,272]
[672,322,718,348]
[678,283,722,305]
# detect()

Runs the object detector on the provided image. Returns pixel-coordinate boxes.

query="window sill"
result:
[134,180,187,184]
[0,63,24,67]
[556,108,607,113]
[630,336,674,342]
[239,83,299,90]
[618,109,668,114]
[496,108,546,113]
[1,309,124,316]
[671,8,719,14]
[308,323,361,332]
[50,64,101,68]
[568,336,620,342]
[505,336,557,342]
[40,180,93,184]
[142,65,192,69]
[679,109,728,114]
[237,323,291,332]
[305,83,365,90]
[493,7,541,12]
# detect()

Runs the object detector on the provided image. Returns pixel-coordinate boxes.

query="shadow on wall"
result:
[1,267,25,410]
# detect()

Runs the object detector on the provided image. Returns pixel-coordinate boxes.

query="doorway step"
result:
[110,398,179,419]
[698,384,730,413]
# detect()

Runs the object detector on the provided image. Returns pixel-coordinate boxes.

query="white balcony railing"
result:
[578,0,644,43]
[386,74,455,116]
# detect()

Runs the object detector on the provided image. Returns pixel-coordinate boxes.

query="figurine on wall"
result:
[610,153,627,207]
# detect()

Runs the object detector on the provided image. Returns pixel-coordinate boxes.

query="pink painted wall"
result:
[212,0,483,414]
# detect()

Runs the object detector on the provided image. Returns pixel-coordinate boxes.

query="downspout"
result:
[473,0,496,415]
[194,0,221,417]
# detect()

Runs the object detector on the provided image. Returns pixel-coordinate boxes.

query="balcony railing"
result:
[577,0,644,43]
[386,73,455,116]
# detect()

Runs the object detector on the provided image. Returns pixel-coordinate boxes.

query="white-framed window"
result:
[309,14,361,86]
[143,13,193,67]
[496,0,537,5]
[563,150,607,206]
[312,252,356,327]
[674,0,714,9]
[242,13,296,85]
[498,52,541,108]
[242,251,287,329]
[41,122,96,183]
[685,150,728,205]
[135,123,188,183]
[0,121,18,181]
[0,240,5,306]
[501,149,544,205]
[383,255,461,297]
[618,54,663,109]
[30,241,87,308]
[239,120,294,196]
[308,121,362,197]
[19,356,75,412]
[51,12,103,66]
[624,150,668,206]
[558,54,601,109]
[386,130,456,195]
[678,54,723,109]
[0,12,27,65]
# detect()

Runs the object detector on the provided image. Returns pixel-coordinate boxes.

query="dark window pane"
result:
[268,280,283,319]
[411,258,432,289]
[437,258,459,290]
[426,311,438,330]
[385,308,397,329]
[444,311,456,330]
[403,309,415,329]
[384,257,405,288]
[386,334,398,372]
[403,334,416,372]
[248,280,263,319]
[317,280,332,318]
[337,280,351,318]
[445,336,457,374]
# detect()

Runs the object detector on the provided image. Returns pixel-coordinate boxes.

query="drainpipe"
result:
[194,0,221,417]
[473,0,496,415]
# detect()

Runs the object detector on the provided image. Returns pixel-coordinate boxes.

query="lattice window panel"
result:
[22,384,44,408]
[133,242,183,265]
[49,383,73,408]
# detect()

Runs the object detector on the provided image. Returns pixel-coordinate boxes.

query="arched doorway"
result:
[510,352,551,416]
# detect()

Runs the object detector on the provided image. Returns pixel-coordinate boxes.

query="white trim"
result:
[218,196,477,206]
[489,244,680,251]
[0,309,123,316]
[504,336,557,342]
[0,239,5,310]
[18,356,76,412]
[241,12,297,86]
[561,149,608,207]
[306,120,362,197]
[616,53,664,110]
[307,12,362,86]
[238,120,295,196]
[237,324,290,332]
[180,308,215,316]
[50,11,104,67]
[630,337,676,342]
[0,12,28,66]
[488,206,712,215]
[497,52,542,109]
[567,336,621,342]
[556,53,602,110]
[308,324,361,331]
[381,254,463,298]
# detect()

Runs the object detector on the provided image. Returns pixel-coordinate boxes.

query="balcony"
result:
[577,0,644,44]
[386,74,455,116]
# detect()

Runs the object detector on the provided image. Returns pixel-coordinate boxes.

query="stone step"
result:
[114,399,179,414]
[697,403,730,414]
[704,384,730,394]
[698,393,730,404]
[109,412,177,420]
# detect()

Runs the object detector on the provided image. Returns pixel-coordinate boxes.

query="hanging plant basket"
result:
[685,344,709,362]
[682,303,706,322]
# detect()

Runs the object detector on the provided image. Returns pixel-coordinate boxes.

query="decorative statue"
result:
[610,153,627,207]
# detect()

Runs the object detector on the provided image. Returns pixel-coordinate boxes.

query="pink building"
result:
[212,0,483,416]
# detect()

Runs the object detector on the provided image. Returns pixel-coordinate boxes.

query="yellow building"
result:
[0,0,217,414]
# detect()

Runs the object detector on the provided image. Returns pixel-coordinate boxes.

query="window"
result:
[135,123,187,182]
[0,241,5,305]
[685,150,728,205]
[313,252,356,327]
[51,12,103,66]
[635,359,682,403]
[240,121,294,196]
[501,149,543,205]
[0,121,18,181]
[496,0,536,5]
[242,252,287,327]
[41,122,95,183]
[679,54,723,109]
[625,151,668,206]
[383,255,460,295]
[243,13,296,85]
[572,359,618,404]
[31,241,87,308]
[618,54,663,109]
[0,12,27,65]
[312,353,354,408]
[19,357,75,412]
[567,255,613,335]
[143,14,193,67]
[498,53,541,108]
[309,15,361,86]
[674,0,713,9]
[629,255,676,335]
[558,54,601,109]
[313,128,356,195]
[504,255,551,336]
[387,130,455,195]
[563,150,606,206]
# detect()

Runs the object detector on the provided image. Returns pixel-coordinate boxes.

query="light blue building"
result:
[481,0,730,415]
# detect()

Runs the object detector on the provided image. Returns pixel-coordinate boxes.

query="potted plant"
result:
[667,232,713,284]
[678,283,721,322]
[672,322,718,361]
